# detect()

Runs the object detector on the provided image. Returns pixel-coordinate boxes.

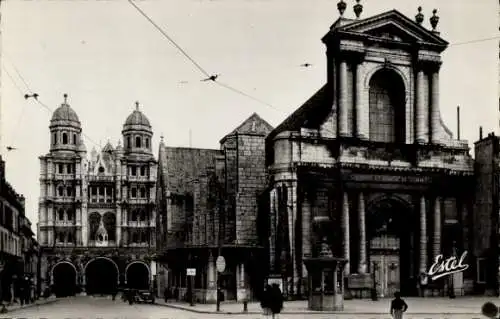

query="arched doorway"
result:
[126,262,150,290]
[368,68,406,143]
[52,262,77,297]
[85,258,119,295]
[367,197,414,297]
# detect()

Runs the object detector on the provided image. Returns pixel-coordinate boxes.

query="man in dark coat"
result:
[269,284,283,319]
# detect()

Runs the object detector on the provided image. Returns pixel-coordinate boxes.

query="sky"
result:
[0,0,498,232]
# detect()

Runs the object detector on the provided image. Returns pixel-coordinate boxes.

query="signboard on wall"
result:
[267,277,283,293]
[186,268,196,276]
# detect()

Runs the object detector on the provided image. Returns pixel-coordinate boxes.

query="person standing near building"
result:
[390,291,408,319]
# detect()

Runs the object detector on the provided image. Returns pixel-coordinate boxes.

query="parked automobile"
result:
[133,289,155,304]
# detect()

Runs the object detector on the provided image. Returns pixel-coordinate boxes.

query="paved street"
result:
[7,295,490,319]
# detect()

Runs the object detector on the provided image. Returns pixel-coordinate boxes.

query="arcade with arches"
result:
[52,261,78,297]
[125,261,150,290]
[84,257,119,295]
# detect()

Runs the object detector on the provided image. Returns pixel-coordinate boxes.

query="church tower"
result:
[120,102,157,248]
[38,94,86,249]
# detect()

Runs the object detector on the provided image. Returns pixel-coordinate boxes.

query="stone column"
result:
[286,181,299,296]
[339,60,349,137]
[355,62,367,139]
[419,196,427,273]
[269,188,277,272]
[342,192,350,275]
[433,197,441,259]
[237,262,247,301]
[358,192,366,274]
[415,67,427,143]
[430,68,440,144]
[117,206,122,246]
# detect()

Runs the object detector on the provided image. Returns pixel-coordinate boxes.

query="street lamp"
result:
[371,261,378,301]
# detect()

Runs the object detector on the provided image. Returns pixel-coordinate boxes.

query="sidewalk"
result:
[2,296,58,314]
[155,297,495,315]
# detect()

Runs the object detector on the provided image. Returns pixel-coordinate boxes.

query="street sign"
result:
[216,256,226,273]
[187,268,196,276]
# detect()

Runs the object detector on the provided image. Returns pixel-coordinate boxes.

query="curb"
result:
[6,298,59,314]
[155,303,482,316]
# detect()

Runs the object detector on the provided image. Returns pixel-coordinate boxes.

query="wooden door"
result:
[370,254,400,298]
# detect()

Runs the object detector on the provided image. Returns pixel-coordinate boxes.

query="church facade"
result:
[265,4,477,298]
[37,97,157,297]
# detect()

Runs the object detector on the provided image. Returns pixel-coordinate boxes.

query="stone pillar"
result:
[339,60,349,137]
[206,252,217,302]
[342,192,350,275]
[358,192,366,274]
[415,68,427,143]
[237,262,247,301]
[117,206,122,246]
[354,62,367,139]
[286,181,299,296]
[430,69,440,144]
[419,196,427,273]
[433,197,441,259]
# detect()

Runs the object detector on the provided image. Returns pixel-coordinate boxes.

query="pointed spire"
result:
[429,9,439,32]
[415,6,424,25]
[353,0,363,19]
[135,101,140,111]
[337,0,346,17]
[160,134,164,144]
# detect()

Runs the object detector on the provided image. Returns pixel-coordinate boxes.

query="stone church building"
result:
[37,97,158,297]
[155,113,273,303]
[265,3,476,298]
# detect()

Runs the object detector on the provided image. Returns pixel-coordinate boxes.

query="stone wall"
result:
[235,134,268,245]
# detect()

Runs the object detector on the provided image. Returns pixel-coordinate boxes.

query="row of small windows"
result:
[52,132,78,146]
[57,209,74,221]
[56,231,75,243]
[130,230,149,243]
[129,209,149,221]
[89,186,114,203]
[129,165,149,176]
[130,187,148,198]
[57,186,75,197]
[125,135,150,149]
[57,163,75,174]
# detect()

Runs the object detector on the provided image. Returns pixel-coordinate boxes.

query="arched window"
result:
[368,69,406,143]
[140,210,146,221]
[132,210,138,221]
[58,233,64,243]
[131,188,137,198]
[62,133,68,145]
[67,210,73,221]
[135,136,142,148]
[52,133,57,145]
[140,188,146,198]
[58,186,64,197]
[66,187,72,197]
[127,136,131,148]
[73,134,77,144]
[132,232,139,243]
[67,232,73,243]
[146,138,150,149]
[140,166,146,176]
[58,209,65,221]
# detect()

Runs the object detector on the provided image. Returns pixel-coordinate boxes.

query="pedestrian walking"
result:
[390,291,408,319]
[260,284,272,317]
[269,283,283,319]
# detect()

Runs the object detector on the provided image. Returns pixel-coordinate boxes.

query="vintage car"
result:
[133,289,155,304]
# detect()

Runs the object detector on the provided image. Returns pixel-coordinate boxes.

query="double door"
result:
[370,235,400,298]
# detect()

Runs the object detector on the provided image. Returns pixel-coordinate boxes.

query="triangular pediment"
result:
[336,10,448,46]
[220,113,274,143]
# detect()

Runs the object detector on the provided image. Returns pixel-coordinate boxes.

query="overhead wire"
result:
[127,0,286,113]
[1,59,102,150]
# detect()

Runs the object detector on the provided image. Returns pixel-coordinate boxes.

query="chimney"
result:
[456,106,460,140]
[480,126,483,140]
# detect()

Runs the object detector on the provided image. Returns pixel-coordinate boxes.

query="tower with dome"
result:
[38,95,157,297]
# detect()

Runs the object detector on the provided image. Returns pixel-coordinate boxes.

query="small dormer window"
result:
[135,136,141,148]
[62,133,68,145]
